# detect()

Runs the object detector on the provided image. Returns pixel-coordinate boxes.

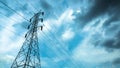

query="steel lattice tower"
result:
[11,11,44,68]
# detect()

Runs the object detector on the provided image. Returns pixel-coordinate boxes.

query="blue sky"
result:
[0,0,120,68]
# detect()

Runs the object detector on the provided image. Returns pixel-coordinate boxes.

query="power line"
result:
[0,5,70,59]
[0,12,25,38]
[28,2,79,65]
[0,0,80,67]
[0,24,24,39]
[0,15,73,66]
[0,11,19,23]
[11,11,43,68]
[41,30,79,68]
[38,31,71,65]
[0,1,29,22]
[43,22,80,67]
[14,0,34,15]
[0,7,59,57]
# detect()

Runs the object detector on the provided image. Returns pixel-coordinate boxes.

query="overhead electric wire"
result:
[38,31,69,64]
[0,11,20,23]
[0,0,63,47]
[40,13,80,67]
[41,30,79,68]
[0,12,25,38]
[44,24,81,67]
[0,0,80,67]
[44,25,70,53]
[38,31,69,66]
[30,4,80,67]
[14,0,34,15]
[0,1,29,22]
[0,24,25,43]
[0,8,68,60]
[42,31,79,68]
[38,32,64,56]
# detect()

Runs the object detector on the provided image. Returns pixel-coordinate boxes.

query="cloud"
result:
[72,15,120,67]
[0,12,25,54]
[62,28,75,41]
[57,8,74,26]
[0,55,15,63]
[73,44,120,63]
[73,0,120,50]
[0,55,14,68]
[88,20,120,50]
[84,0,120,22]
[102,14,120,28]
[72,32,120,67]
[74,0,120,29]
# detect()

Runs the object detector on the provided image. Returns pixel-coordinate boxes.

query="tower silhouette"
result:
[11,11,44,68]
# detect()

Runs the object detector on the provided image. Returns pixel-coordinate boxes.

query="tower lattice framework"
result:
[11,11,44,68]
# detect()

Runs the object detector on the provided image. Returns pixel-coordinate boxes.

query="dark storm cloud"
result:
[101,20,120,49]
[84,0,120,22]
[75,0,120,28]
[93,25,120,50]
[75,0,120,50]
[113,58,120,64]
[102,11,120,28]
[94,28,120,50]
[102,39,120,49]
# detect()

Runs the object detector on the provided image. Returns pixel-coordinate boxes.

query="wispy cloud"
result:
[62,28,75,41]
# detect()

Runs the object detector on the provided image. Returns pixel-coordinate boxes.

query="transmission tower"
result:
[11,11,44,68]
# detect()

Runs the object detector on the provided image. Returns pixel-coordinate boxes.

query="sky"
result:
[0,0,120,68]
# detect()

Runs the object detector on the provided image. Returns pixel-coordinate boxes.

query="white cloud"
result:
[53,8,75,27]
[73,44,120,63]
[82,16,108,33]
[37,8,75,36]
[62,28,75,41]
[0,12,24,54]
[1,55,15,63]
[38,8,75,41]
